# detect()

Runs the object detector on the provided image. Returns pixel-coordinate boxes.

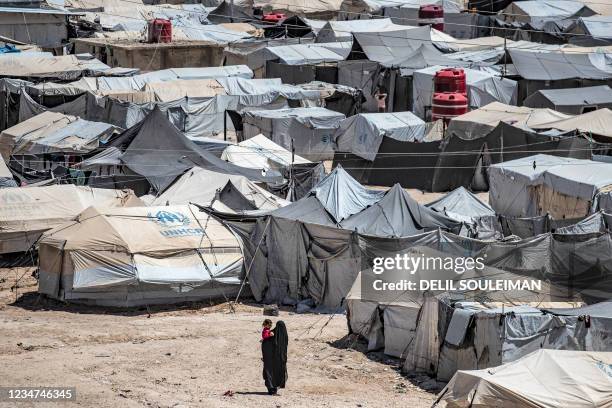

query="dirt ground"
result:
[0,268,439,408]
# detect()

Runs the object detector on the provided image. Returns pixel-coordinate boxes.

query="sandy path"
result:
[0,269,436,408]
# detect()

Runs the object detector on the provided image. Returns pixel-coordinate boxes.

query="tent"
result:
[445,102,572,141]
[341,184,461,237]
[273,164,385,224]
[438,349,612,407]
[509,49,612,81]
[264,44,345,65]
[502,1,595,25]
[566,15,612,46]
[37,204,244,306]
[530,108,612,141]
[221,134,311,171]
[0,54,111,80]
[0,112,116,166]
[117,108,282,193]
[149,166,289,212]
[334,112,428,161]
[347,245,580,360]
[426,187,493,224]
[412,66,517,119]
[242,107,345,161]
[489,154,612,218]
[0,185,141,256]
[523,85,612,114]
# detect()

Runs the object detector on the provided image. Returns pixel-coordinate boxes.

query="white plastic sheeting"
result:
[221,134,311,170]
[264,43,345,65]
[509,48,612,80]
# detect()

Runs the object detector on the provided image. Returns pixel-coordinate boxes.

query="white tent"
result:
[0,185,142,255]
[502,1,595,25]
[221,134,311,170]
[150,166,289,211]
[38,204,243,306]
[438,349,612,408]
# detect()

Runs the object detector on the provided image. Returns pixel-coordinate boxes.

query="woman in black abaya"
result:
[261,321,288,395]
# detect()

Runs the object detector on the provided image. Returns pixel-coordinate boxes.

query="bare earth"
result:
[0,268,437,408]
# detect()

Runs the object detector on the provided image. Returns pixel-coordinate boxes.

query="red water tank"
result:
[432,92,468,123]
[263,12,286,23]
[434,68,467,95]
[419,4,444,32]
[148,19,172,43]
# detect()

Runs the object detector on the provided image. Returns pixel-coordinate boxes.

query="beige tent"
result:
[143,79,227,102]
[150,166,289,211]
[531,108,612,141]
[0,185,141,255]
[445,102,572,140]
[38,204,243,306]
[437,349,612,408]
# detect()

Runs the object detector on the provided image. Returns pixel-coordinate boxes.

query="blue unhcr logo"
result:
[150,210,190,227]
[148,210,203,238]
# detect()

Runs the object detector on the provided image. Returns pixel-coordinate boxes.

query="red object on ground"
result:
[419,4,444,31]
[434,68,467,95]
[432,92,468,123]
[262,12,286,23]
[148,18,172,43]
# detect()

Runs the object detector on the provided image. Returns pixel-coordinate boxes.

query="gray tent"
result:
[523,85,612,114]
[341,184,461,237]
[489,154,612,219]
[119,108,282,193]
[242,107,346,161]
[334,112,428,161]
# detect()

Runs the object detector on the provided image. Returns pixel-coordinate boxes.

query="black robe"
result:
[262,321,288,391]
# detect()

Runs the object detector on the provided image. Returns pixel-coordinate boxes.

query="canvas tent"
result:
[445,102,572,141]
[37,205,244,306]
[566,15,612,46]
[149,166,289,212]
[0,54,111,80]
[426,187,493,224]
[334,112,428,161]
[489,154,612,218]
[0,185,141,256]
[221,134,311,171]
[529,108,612,141]
[412,66,517,119]
[523,85,612,114]
[242,107,345,161]
[438,349,612,408]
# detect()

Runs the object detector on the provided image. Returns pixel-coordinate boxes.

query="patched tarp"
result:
[334,112,428,161]
[119,108,282,192]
